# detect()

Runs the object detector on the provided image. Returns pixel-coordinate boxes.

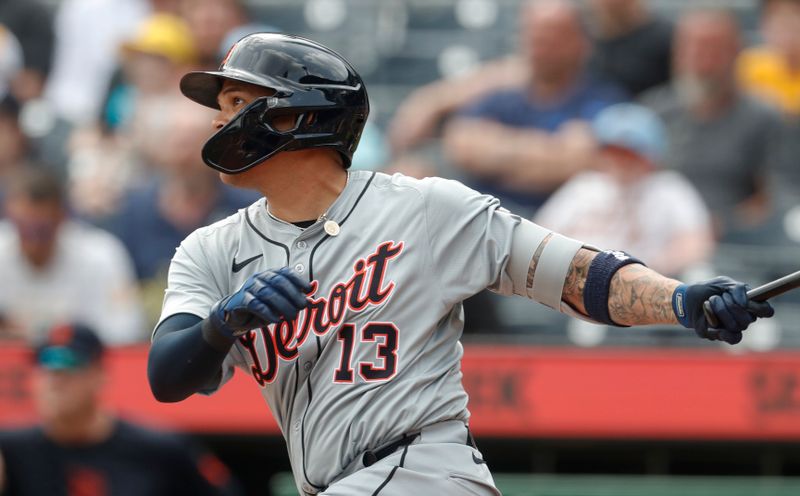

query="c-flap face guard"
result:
[201,91,342,174]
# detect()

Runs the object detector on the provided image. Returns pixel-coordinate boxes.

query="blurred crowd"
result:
[0,0,798,346]
[0,322,244,495]
[0,0,262,345]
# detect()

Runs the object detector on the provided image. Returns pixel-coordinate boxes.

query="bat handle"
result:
[702,301,718,326]
[702,301,721,341]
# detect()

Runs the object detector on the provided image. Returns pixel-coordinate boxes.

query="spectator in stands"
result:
[0,26,22,101]
[68,14,198,222]
[105,13,198,131]
[641,9,783,236]
[152,0,181,14]
[387,56,528,155]
[65,129,143,222]
[0,322,241,496]
[442,0,626,215]
[586,0,673,96]
[0,168,143,344]
[388,0,668,156]
[0,15,72,178]
[180,0,248,68]
[0,0,54,102]
[44,0,148,126]
[106,98,257,326]
[535,103,713,277]
[737,0,800,209]
[0,98,28,196]
[738,0,800,116]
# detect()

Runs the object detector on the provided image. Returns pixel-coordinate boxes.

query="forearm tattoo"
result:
[561,248,594,313]
[607,263,680,326]
[526,233,552,290]
[559,249,680,325]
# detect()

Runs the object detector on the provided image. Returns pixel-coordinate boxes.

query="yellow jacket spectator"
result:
[737,0,800,116]
[738,47,800,115]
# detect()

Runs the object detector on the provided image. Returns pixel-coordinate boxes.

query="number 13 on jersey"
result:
[334,322,399,383]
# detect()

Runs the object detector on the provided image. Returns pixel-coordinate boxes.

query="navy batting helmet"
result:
[180,33,369,174]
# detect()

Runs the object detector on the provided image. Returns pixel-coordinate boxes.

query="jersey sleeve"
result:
[156,232,239,393]
[157,230,226,330]
[421,177,565,305]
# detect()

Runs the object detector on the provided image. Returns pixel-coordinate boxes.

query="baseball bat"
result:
[703,269,800,328]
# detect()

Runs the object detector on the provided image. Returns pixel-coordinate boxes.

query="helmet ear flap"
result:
[265,112,305,133]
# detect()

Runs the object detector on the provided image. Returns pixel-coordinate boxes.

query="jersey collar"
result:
[250,170,376,241]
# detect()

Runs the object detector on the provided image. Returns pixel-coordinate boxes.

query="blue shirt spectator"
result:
[109,181,257,281]
[443,1,627,216]
[459,79,625,130]
[451,76,625,213]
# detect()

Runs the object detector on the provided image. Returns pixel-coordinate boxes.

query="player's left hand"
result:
[672,277,774,344]
[209,267,311,339]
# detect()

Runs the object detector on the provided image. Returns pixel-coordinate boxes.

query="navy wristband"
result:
[671,284,692,328]
[583,250,644,326]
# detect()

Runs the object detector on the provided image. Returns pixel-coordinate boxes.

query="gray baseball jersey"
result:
[158,170,584,494]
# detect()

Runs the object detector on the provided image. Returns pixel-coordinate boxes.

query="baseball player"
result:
[148,34,774,496]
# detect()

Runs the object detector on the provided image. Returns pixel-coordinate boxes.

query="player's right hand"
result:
[208,267,311,339]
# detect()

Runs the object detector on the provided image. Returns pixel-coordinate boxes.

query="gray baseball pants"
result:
[320,420,501,496]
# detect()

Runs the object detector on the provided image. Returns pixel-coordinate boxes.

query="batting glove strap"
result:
[207,297,252,341]
[671,284,692,329]
[200,314,239,352]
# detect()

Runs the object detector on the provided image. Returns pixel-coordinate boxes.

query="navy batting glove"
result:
[209,267,312,340]
[672,277,774,344]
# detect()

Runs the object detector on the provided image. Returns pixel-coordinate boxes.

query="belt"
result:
[361,423,478,467]
[362,433,419,467]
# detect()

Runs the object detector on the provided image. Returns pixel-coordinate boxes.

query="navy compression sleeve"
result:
[147,313,236,403]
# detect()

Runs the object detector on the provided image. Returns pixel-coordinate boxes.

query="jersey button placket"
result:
[291,239,308,274]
